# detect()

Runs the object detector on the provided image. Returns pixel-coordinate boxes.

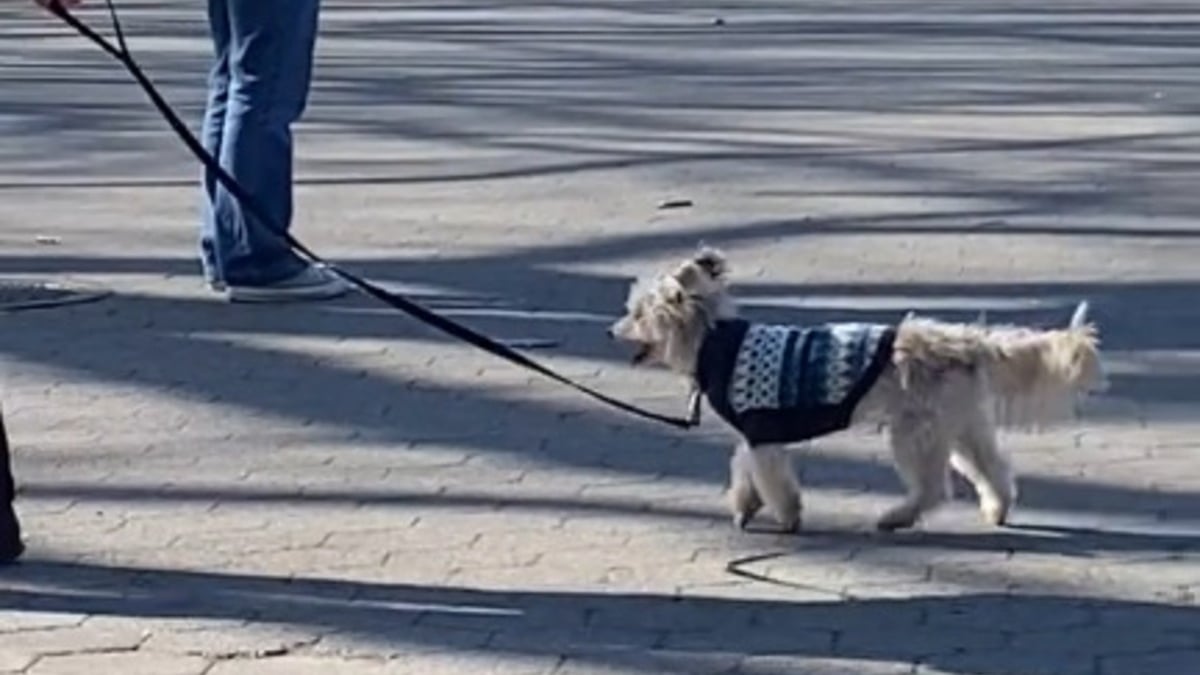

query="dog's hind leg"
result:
[878,413,951,532]
[747,443,802,532]
[726,442,762,529]
[951,408,1016,526]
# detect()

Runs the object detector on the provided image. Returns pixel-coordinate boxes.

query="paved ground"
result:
[2,1,1199,673]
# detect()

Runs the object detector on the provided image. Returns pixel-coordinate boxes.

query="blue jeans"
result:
[200,0,319,287]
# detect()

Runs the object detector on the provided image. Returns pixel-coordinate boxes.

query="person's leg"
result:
[0,407,24,565]
[199,0,232,287]
[205,0,346,299]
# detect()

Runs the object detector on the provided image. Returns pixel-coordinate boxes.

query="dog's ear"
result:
[672,263,708,292]
[673,246,728,291]
[660,276,687,305]
[693,245,728,281]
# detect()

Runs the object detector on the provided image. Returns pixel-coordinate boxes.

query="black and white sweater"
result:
[695,319,896,446]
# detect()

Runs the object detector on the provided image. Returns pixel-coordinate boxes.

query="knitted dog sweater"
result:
[696,319,895,446]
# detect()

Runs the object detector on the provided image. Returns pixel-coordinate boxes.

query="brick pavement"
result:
[1,1,1198,673]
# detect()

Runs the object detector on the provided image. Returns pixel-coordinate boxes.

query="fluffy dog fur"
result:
[610,248,1105,532]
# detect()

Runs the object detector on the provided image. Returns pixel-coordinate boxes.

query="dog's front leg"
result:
[726,441,762,529]
[745,443,802,532]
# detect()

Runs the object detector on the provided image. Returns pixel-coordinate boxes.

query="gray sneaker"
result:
[224,264,352,303]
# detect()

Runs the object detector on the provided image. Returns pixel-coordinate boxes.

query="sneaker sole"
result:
[225,283,352,303]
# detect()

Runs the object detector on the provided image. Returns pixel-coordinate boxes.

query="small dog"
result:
[609,248,1104,532]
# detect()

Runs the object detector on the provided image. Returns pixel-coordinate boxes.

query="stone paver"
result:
[2,1,1199,674]
[25,652,210,675]
[205,655,417,675]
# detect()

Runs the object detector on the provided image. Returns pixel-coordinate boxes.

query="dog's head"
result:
[609,247,736,374]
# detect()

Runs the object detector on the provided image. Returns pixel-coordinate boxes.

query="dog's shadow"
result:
[738,519,1199,560]
[726,518,1198,607]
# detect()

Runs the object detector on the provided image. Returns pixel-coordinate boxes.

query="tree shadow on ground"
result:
[1,558,1196,675]
[1,245,1198,523]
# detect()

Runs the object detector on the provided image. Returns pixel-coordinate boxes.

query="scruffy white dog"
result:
[609,248,1104,532]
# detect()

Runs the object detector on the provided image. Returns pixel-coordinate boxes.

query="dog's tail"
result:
[895,302,1105,429]
[985,301,1105,428]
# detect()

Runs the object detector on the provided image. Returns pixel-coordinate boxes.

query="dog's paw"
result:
[733,510,756,530]
[875,518,911,533]
[981,500,1011,527]
[876,506,920,532]
[726,486,762,530]
[730,500,762,530]
[771,502,802,534]
[778,516,802,534]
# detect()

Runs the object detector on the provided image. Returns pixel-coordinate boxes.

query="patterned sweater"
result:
[695,319,896,446]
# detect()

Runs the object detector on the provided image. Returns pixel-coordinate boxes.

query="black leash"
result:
[45,0,697,431]
[725,551,858,598]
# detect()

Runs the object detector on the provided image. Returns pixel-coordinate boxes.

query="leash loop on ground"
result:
[725,551,857,598]
[45,0,697,430]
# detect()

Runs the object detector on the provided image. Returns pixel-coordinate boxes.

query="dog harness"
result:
[696,319,896,446]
